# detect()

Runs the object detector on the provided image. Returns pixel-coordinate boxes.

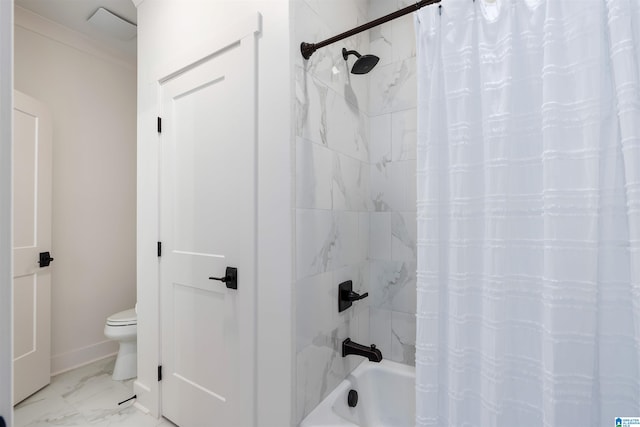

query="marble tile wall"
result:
[367,0,418,367]
[294,0,371,423]
[293,0,418,423]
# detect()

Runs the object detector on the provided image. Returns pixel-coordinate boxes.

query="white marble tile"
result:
[297,68,370,163]
[369,57,417,115]
[296,66,329,147]
[325,88,370,163]
[337,316,363,374]
[332,153,369,211]
[49,358,115,398]
[296,272,334,352]
[296,137,333,210]
[369,307,392,360]
[297,9,371,163]
[392,108,417,161]
[13,357,166,427]
[369,22,394,68]
[371,156,417,215]
[387,160,417,212]
[296,333,352,425]
[391,211,417,262]
[296,210,365,279]
[294,1,336,71]
[91,406,175,427]
[370,259,417,314]
[391,311,417,365]
[369,114,392,165]
[14,394,85,427]
[61,372,129,408]
[302,0,369,39]
[370,212,392,260]
[368,0,397,20]
[392,14,417,63]
[404,160,417,212]
[370,158,393,212]
[340,54,370,116]
[67,383,134,424]
[358,212,370,261]
[356,306,371,347]
[294,0,370,117]
[296,209,335,279]
[335,211,361,268]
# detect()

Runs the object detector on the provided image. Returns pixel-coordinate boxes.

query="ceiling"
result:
[15,0,137,59]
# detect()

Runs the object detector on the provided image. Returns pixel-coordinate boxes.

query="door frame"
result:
[135,10,294,425]
[0,0,13,423]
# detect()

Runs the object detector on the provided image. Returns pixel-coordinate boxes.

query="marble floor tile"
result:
[14,357,175,427]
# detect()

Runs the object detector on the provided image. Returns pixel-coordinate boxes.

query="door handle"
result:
[38,251,54,268]
[209,266,237,290]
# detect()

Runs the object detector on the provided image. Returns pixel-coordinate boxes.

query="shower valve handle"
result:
[341,290,368,302]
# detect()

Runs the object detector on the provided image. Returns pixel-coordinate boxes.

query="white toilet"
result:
[104,308,137,381]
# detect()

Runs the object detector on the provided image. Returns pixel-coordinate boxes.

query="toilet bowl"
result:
[104,308,137,381]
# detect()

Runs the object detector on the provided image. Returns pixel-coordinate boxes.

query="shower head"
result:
[342,48,380,75]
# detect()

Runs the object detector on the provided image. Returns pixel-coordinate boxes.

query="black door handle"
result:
[209,266,237,290]
[39,251,54,267]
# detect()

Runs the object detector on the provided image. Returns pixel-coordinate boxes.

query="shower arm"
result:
[300,0,442,60]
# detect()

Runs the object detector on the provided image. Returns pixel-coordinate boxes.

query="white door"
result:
[12,91,52,405]
[159,29,258,427]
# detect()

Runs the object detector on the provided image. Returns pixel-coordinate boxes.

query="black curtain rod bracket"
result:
[300,0,442,60]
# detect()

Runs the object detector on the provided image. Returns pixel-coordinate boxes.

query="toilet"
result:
[104,308,137,381]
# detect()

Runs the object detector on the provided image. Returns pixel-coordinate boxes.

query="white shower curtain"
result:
[415,1,640,426]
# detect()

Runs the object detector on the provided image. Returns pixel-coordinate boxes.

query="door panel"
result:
[13,91,52,405]
[13,276,36,358]
[13,109,37,248]
[160,33,257,427]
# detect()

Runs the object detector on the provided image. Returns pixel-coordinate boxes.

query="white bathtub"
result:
[300,359,416,427]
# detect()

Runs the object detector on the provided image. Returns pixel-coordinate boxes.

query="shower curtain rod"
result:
[300,0,442,60]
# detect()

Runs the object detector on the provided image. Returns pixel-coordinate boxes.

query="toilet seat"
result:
[106,308,137,326]
[104,307,138,381]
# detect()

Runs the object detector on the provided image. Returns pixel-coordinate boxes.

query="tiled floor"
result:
[14,357,175,427]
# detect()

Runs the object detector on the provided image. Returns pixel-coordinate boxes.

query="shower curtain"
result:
[415,1,640,426]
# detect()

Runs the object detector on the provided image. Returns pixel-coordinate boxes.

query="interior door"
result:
[12,91,52,405]
[159,30,258,427]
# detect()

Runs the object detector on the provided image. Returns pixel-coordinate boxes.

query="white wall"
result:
[14,7,137,374]
[0,1,13,423]
[135,0,293,425]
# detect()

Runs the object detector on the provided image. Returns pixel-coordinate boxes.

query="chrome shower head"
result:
[342,48,380,75]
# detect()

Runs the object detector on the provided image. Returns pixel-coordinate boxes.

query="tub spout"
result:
[342,338,383,362]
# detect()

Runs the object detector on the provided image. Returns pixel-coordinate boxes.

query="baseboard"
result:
[134,380,159,417]
[51,339,119,376]
[133,401,150,415]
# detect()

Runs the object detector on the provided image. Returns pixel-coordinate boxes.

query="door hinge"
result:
[157,117,162,133]
[158,365,162,381]
[157,242,162,257]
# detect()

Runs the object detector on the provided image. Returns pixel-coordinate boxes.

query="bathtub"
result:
[300,359,416,427]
